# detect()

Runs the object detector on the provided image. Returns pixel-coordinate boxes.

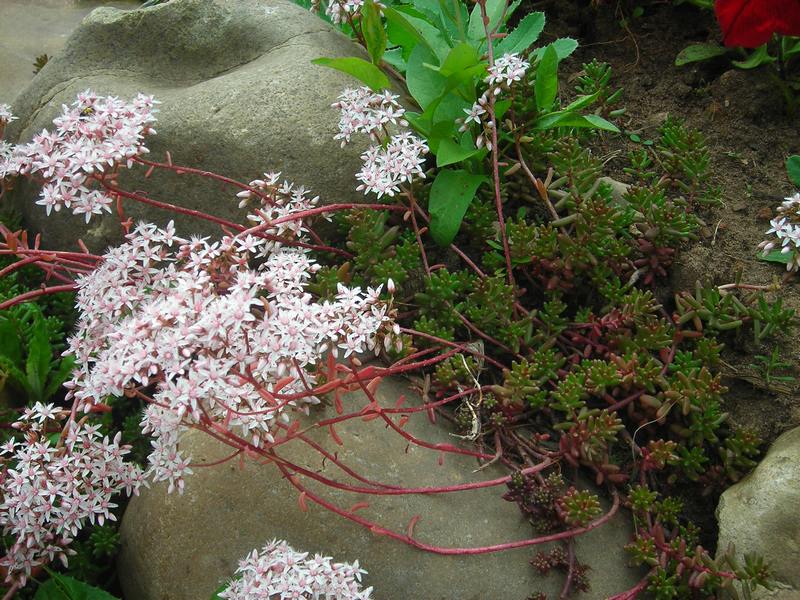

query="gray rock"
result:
[119,377,642,600]
[0,1,139,105]
[717,426,800,599]
[5,0,371,251]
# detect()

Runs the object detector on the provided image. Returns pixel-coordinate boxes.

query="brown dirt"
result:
[529,0,800,445]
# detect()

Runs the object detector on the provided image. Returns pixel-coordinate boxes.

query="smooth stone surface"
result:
[119,377,642,600]
[717,426,800,599]
[0,1,139,105]
[6,0,371,251]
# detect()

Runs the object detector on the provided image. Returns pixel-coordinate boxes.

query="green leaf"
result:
[467,0,504,41]
[675,43,727,66]
[534,45,559,112]
[787,155,800,187]
[428,169,486,245]
[533,111,619,132]
[392,6,451,61]
[496,11,545,55]
[732,44,775,69]
[436,137,482,166]
[311,57,390,91]
[34,572,120,600]
[561,89,602,113]
[210,584,228,600]
[362,0,388,65]
[26,313,52,403]
[0,317,23,367]
[532,38,578,61]
[44,354,75,401]
[440,43,480,76]
[384,6,425,57]
[758,249,793,265]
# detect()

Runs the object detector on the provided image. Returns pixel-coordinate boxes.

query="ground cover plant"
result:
[0,0,797,599]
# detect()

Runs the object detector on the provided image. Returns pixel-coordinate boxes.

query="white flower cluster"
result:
[459,52,530,151]
[0,103,16,126]
[331,87,408,147]
[333,87,428,198]
[758,192,800,271]
[65,204,393,493]
[219,539,373,600]
[0,403,143,585]
[0,90,158,222]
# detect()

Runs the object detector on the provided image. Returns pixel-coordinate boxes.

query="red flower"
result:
[715,0,800,47]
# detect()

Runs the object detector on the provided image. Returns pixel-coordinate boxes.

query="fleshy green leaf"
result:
[787,155,800,186]
[496,11,545,55]
[0,317,23,367]
[428,169,486,245]
[436,137,482,167]
[362,0,388,65]
[534,45,559,112]
[34,572,120,600]
[25,313,52,403]
[532,38,578,61]
[467,0,506,41]
[439,43,480,76]
[758,249,793,265]
[731,44,775,69]
[311,57,390,91]
[210,584,228,600]
[533,111,619,132]
[392,6,450,60]
[675,43,727,66]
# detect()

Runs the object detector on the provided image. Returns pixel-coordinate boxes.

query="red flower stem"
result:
[606,571,653,600]
[404,188,431,275]
[453,308,519,356]
[133,156,274,203]
[278,461,617,554]
[479,0,516,291]
[0,255,45,278]
[347,361,494,460]
[190,449,243,468]
[0,248,101,263]
[247,202,404,231]
[99,179,245,231]
[400,327,506,369]
[0,284,76,310]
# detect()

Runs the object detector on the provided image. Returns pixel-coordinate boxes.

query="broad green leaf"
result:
[532,37,578,61]
[362,0,388,65]
[311,57,390,91]
[467,0,504,41]
[44,354,75,401]
[436,137,482,166]
[34,572,120,600]
[428,169,486,245]
[384,7,426,57]
[758,249,793,265]
[561,89,602,113]
[494,98,512,121]
[392,6,451,61]
[675,43,727,66]
[787,155,800,187]
[534,45,559,112]
[438,0,469,43]
[0,317,23,367]
[382,47,407,71]
[210,584,228,600]
[406,44,444,109]
[496,11,545,56]
[533,111,619,132]
[440,43,480,76]
[732,44,775,69]
[26,313,51,403]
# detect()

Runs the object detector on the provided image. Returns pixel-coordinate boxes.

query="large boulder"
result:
[119,377,643,600]
[717,426,800,599]
[0,1,140,105]
[5,0,371,251]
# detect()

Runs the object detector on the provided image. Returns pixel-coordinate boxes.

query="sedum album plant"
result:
[0,0,791,597]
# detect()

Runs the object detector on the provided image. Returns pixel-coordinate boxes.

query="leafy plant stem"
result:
[479,0,516,293]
